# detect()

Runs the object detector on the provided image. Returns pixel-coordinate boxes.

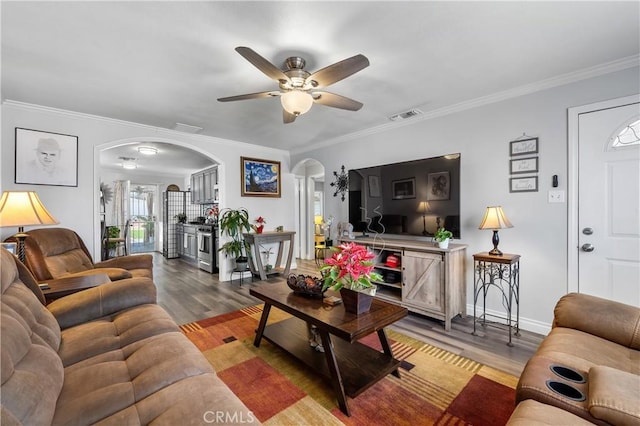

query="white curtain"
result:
[112,180,130,228]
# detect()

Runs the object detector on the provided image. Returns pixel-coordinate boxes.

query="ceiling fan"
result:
[217,47,370,124]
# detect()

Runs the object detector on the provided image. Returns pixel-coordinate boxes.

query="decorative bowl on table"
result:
[287,274,326,298]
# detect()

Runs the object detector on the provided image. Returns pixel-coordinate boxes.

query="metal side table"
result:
[472,252,521,346]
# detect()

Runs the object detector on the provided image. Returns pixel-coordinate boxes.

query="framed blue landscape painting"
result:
[241,157,281,197]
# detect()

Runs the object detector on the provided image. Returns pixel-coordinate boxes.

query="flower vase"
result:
[340,288,374,314]
[256,225,264,234]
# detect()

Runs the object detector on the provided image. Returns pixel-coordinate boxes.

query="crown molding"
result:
[291,54,640,156]
[1,100,288,155]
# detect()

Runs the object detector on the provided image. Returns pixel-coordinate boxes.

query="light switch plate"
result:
[548,190,565,203]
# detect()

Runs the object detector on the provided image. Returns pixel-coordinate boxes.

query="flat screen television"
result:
[348,154,461,239]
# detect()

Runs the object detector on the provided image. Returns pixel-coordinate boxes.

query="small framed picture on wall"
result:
[510,156,539,174]
[509,137,538,156]
[510,176,538,193]
[15,128,78,187]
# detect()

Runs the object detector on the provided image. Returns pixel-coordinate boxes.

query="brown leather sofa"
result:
[508,292,640,425]
[7,227,153,282]
[0,248,257,425]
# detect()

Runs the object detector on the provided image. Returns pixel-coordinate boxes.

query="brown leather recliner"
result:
[8,227,153,282]
[509,293,640,425]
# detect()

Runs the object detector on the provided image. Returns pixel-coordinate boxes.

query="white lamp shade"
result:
[478,206,513,230]
[0,191,59,228]
[280,91,313,116]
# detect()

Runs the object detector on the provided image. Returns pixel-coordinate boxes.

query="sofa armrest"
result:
[588,365,640,425]
[47,277,157,329]
[94,254,153,272]
[553,292,640,349]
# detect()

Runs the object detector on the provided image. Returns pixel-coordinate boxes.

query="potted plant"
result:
[434,227,453,249]
[218,207,252,270]
[321,242,383,314]
[174,213,187,224]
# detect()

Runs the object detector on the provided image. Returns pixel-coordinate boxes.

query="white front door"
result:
[569,96,640,306]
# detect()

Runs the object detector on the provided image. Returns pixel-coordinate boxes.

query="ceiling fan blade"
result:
[235,46,290,83]
[306,54,369,88]
[217,91,279,102]
[312,91,363,111]
[283,109,297,124]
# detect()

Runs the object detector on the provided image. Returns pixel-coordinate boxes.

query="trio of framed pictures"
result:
[509,137,539,193]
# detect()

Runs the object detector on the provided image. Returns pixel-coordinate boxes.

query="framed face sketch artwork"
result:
[427,171,450,200]
[15,128,78,187]
[241,156,281,197]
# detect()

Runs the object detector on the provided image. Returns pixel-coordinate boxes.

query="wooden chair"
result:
[105,219,130,258]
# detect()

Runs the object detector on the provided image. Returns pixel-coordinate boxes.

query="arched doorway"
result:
[95,138,221,260]
[291,158,325,260]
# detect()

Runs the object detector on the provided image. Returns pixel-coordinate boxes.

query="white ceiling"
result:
[2,1,639,173]
[99,142,216,177]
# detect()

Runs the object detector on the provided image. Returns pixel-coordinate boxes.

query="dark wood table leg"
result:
[253,303,272,347]
[318,329,350,417]
[377,328,401,378]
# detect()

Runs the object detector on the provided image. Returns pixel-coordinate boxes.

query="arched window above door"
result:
[612,119,639,147]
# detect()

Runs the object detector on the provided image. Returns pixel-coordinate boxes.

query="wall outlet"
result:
[548,190,565,203]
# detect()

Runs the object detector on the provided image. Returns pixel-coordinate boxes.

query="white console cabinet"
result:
[340,237,467,331]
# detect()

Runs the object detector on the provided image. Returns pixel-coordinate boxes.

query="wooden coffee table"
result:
[250,283,408,416]
[40,273,111,303]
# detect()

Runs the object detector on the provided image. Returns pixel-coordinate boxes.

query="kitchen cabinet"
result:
[191,166,218,204]
[176,224,197,263]
[340,237,467,331]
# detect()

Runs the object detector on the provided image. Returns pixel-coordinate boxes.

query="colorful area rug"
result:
[180,304,518,425]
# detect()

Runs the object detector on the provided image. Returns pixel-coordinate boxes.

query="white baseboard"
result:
[465,304,551,336]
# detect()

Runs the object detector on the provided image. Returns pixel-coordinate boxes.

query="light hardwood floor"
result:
[150,252,542,377]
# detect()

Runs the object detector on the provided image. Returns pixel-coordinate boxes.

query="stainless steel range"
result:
[196,225,218,273]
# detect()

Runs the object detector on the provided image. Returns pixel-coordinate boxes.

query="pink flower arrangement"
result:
[321,242,383,292]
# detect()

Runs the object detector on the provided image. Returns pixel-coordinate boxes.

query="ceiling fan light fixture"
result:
[281,90,313,116]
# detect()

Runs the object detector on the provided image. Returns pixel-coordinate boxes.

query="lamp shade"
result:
[478,206,513,230]
[417,201,432,214]
[280,90,313,116]
[0,191,59,228]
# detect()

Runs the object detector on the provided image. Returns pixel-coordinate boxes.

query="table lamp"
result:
[0,191,59,262]
[478,206,513,256]
[417,201,432,236]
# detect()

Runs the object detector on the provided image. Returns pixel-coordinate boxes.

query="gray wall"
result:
[292,66,639,333]
[1,103,295,280]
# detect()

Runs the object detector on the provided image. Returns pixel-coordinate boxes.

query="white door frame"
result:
[567,94,640,293]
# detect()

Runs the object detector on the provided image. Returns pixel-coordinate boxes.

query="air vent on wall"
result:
[389,109,423,121]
